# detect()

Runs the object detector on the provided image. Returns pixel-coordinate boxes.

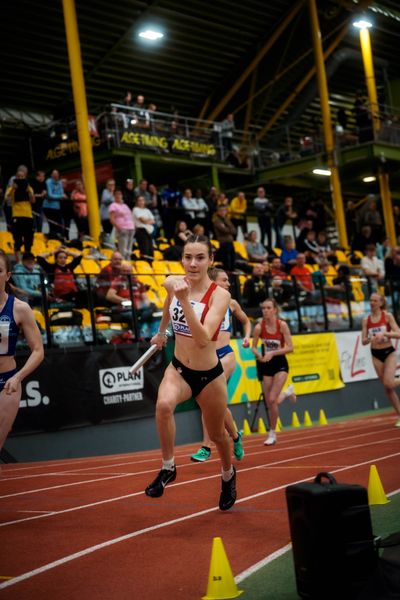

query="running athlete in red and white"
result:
[146,235,237,510]
[361,292,400,427]
[191,267,251,463]
[252,298,294,445]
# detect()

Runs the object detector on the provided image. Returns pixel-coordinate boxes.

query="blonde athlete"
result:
[191,267,251,462]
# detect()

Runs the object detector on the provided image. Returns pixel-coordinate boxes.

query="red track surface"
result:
[0,413,399,599]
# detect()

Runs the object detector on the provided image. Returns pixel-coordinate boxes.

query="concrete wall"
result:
[5,379,389,463]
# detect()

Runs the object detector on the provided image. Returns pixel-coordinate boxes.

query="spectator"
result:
[275,196,297,247]
[312,261,345,301]
[351,225,374,253]
[345,200,359,245]
[114,90,134,128]
[229,191,247,239]
[296,218,314,252]
[182,188,208,230]
[213,204,236,272]
[37,245,84,305]
[70,180,89,239]
[220,113,235,157]
[100,178,116,235]
[134,179,151,205]
[12,252,43,306]
[270,256,289,280]
[192,223,205,236]
[147,103,157,132]
[105,262,155,330]
[246,230,268,263]
[363,200,383,243]
[173,220,192,248]
[5,167,35,263]
[270,275,294,308]
[132,95,150,129]
[253,186,273,249]
[353,90,373,142]
[242,263,270,317]
[290,253,315,295]
[60,177,74,240]
[148,183,163,238]
[95,251,123,303]
[361,244,385,290]
[109,189,135,260]
[4,165,28,228]
[132,195,155,259]
[302,230,320,264]
[217,192,229,207]
[30,170,47,233]
[44,169,65,239]
[280,236,298,271]
[123,178,135,209]
[376,237,391,261]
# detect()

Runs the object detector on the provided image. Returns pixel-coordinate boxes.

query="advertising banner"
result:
[335,331,400,383]
[12,344,165,434]
[287,333,344,394]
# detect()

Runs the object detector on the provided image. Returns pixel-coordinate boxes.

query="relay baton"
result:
[130,344,159,375]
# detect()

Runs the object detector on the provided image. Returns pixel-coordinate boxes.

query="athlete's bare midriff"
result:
[174,335,219,370]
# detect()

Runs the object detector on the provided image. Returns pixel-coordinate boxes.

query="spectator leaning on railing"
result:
[37,245,84,306]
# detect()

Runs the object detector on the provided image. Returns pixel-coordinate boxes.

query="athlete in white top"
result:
[145,235,237,510]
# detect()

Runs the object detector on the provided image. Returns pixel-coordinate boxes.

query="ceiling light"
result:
[353,18,373,29]
[363,176,376,182]
[138,30,164,41]
[312,168,331,176]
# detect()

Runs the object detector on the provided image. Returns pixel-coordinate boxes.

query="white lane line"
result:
[235,484,400,585]
[2,425,396,498]
[1,439,398,528]
[1,451,398,591]
[235,544,292,584]
[2,415,393,479]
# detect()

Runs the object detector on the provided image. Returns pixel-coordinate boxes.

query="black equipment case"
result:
[286,472,377,599]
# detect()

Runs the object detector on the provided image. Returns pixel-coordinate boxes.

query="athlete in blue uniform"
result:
[191,267,251,462]
[145,235,237,510]
[0,251,44,455]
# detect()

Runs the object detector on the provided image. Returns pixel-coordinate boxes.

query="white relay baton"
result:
[130,344,159,375]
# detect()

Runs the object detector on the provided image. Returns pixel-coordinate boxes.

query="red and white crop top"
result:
[169,282,220,340]
[366,311,391,342]
[260,318,285,352]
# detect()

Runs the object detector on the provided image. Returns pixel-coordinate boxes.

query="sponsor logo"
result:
[99,366,143,395]
[20,381,50,408]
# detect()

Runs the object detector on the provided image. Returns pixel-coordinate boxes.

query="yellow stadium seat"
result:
[210,239,220,249]
[234,240,248,260]
[152,261,170,275]
[77,308,92,327]
[166,261,185,274]
[335,250,348,264]
[81,259,101,274]
[273,247,282,256]
[136,274,158,289]
[153,250,164,260]
[135,260,153,274]
[33,309,46,331]
[99,248,114,259]
[0,231,14,253]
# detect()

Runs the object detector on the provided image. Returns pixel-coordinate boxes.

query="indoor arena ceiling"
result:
[1,0,400,175]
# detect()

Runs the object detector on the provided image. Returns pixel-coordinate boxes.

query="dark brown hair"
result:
[184,234,213,257]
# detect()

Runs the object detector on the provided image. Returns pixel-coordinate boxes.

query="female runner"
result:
[252,298,294,445]
[146,235,237,510]
[0,251,44,454]
[361,292,400,426]
[191,267,251,462]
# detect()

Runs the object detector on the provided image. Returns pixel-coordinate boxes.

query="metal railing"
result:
[13,271,399,350]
